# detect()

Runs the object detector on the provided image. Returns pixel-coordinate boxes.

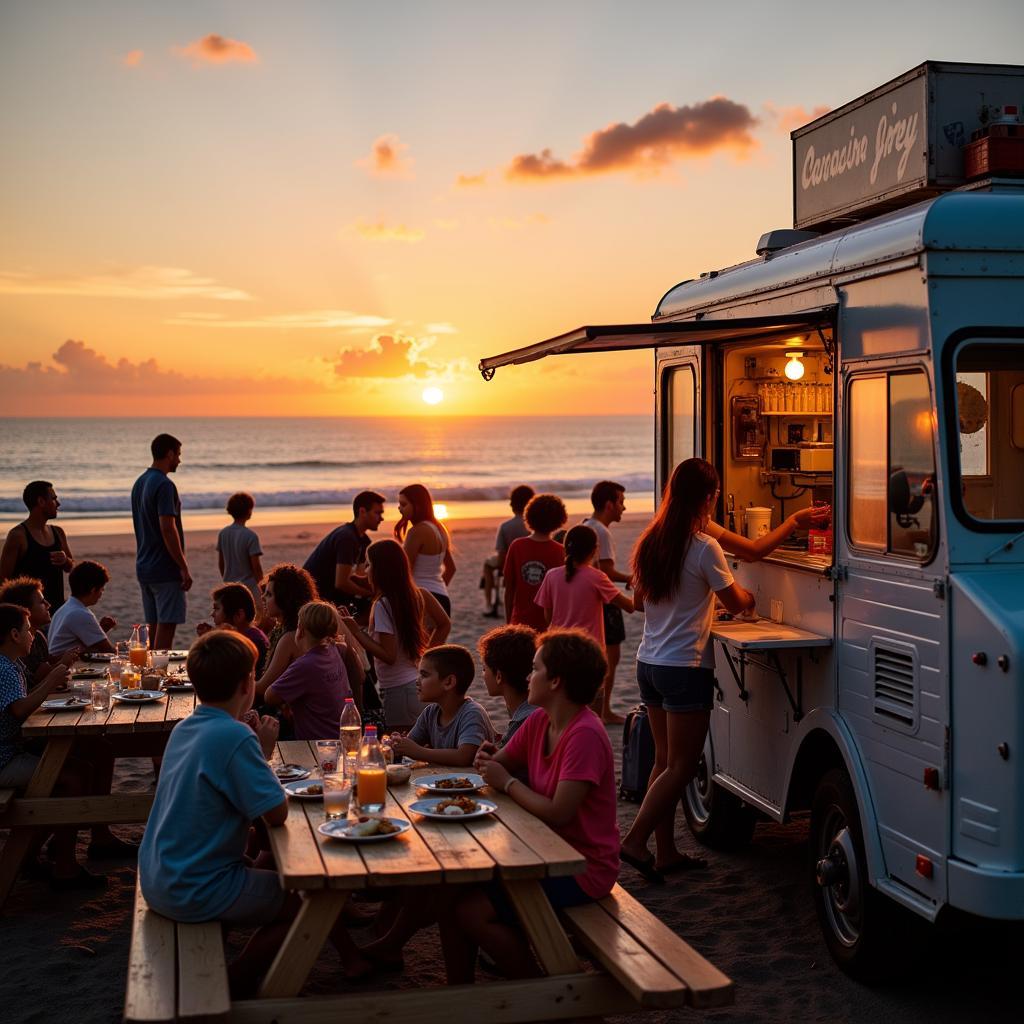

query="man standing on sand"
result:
[583,480,630,725]
[303,490,385,622]
[0,481,74,612]
[481,484,533,617]
[131,434,191,649]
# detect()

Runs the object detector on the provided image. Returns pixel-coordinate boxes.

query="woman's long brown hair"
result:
[394,483,449,543]
[631,458,719,604]
[367,539,428,661]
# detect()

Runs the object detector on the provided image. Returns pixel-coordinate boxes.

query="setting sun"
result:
[422,386,444,405]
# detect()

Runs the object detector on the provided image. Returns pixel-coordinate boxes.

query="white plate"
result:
[284,780,324,800]
[112,690,166,704]
[40,697,93,711]
[409,797,497,821]
[318,817,411,842]
[415,773,485,794]
[274,765,311,781]
[72,668,108,679]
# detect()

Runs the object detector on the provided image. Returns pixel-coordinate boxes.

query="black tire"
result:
[810,767,912,982]
[683,747,757,850]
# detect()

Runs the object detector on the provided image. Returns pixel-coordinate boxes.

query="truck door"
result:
[836,363,949,913]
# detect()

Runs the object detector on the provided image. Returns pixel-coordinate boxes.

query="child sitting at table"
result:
[0,576,80,684]
[263,600,352,740]
[477,624,539,747]
[138,629,369,994]
[391,644,495,767]
[198,582,270,676]
[443,628,620,983]
[47,560,117,655]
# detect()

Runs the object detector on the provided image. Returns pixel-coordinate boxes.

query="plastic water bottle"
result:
[356,726,387,814]
[339,698,362,757]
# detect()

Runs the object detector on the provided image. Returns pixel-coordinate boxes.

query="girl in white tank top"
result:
[395,484,454,603]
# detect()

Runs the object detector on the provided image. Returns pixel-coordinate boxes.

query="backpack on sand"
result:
[619,703,656,802]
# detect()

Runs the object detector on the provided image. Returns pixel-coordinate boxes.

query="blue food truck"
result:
[480,62,1024,978]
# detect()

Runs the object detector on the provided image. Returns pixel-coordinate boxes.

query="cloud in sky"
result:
[764,102,831,134]
[499,97,759,182]
[173,34,259,66]
[356,134,414,179]
[122,50,143,68]
[166,309,393,330]
[424,322,458,335]
[455,172,487,188]
[333,333,441,379]
[350,220,425,243]
[0,266,252,301]
[0,340,312,400]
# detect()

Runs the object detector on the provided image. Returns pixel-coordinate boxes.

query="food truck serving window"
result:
[847,370,937,560]
[949,340,1024,528]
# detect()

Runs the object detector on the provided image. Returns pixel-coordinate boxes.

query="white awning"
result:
[479,310,835,378]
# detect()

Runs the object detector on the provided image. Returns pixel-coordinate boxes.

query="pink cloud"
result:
[173,34,259,66]
[356,134,414,179]
[122,50,143,68]
[333,334,439,379]
[764,103,831,134]
[500,97,759,183]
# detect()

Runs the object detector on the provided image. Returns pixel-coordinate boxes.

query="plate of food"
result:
[284,780,323,799]
[112,690,166,703]
[167,650,190,661]
[415,773,485,794]
[318,816,411,842]
[162,677,194,692]
[409,796,497,820]
[40,696,93,711]
[81,652,114,662]
[274,764,311,782]
[72,667,108,680]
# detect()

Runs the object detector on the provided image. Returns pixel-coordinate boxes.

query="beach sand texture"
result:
[1,513,1021,1023]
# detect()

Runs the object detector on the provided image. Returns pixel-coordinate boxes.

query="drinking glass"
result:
[151,651,170,675]
[115,640,130,659]
[121,665,141,691]
[322,772,352,821]
[356,765,387,815]
[315,740,341,776]
[91,680,112,712]
[108,658,125,688]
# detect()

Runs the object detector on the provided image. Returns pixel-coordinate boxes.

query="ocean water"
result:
[0,416,654,534]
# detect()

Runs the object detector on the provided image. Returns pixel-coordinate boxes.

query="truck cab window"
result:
[664,363,696,474]
[848,371,936,559]
[953,343,1024,524]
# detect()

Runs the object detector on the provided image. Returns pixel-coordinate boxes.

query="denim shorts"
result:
[0,752,39,790]
[380,679,423,731]
[139,579,187,624]
[603,603,626,646]
[637,661,715,713]
[220,867,287,927]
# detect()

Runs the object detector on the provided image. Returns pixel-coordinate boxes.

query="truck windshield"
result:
[951,341,1024,527]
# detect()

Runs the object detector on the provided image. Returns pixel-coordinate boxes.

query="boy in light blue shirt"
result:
[139,630,368,994]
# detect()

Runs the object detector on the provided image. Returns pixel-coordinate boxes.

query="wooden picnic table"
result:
[0,661,196,908]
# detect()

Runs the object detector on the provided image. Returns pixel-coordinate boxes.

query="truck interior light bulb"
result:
[785,352,805,380]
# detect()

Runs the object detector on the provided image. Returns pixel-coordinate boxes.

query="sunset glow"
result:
[1,5,1020,417]
[422,387,445,406]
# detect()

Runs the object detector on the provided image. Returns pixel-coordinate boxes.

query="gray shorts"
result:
[0,752,39,790]
[140,579,187,624]
[220,867,287,927]
[380,679,423,731]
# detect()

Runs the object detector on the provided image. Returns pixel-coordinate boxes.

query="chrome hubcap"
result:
[816,818,862,948]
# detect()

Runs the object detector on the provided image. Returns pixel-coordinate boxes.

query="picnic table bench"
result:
[124,740,732,1023]
[0,671,197,908]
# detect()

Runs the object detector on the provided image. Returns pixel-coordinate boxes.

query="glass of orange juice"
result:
[356,766,387,814]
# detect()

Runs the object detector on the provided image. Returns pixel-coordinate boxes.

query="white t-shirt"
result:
[48,595,108,654]
[370,597,420,689]
[582,517,615,564]
[637,533,734,669]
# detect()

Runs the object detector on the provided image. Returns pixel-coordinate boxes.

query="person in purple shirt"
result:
[264,601,351,739]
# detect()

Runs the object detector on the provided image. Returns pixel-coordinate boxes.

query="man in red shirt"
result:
[503,495,567,631]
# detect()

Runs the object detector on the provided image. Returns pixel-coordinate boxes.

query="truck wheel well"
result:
[786,730,845,815]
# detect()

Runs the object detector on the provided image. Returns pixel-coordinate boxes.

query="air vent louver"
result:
[873,646,917,727]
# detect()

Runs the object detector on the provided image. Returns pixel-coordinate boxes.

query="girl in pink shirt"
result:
[534,525,633,645]
[441,629,620,983]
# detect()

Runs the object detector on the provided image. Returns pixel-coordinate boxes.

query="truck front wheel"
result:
[810,767,908,981]
[683,748,757,850]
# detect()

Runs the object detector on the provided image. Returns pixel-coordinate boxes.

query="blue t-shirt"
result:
[138,704,285,922]
[0,653,27,770]
[131,467,184,584]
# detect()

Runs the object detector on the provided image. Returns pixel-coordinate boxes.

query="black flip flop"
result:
[619,849,665,884]
[656,853,708,874]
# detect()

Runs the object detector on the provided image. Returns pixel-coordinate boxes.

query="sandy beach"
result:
[1,512,1020,1023]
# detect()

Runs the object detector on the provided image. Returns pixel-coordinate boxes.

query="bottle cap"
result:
[344,697,354,703]
[365,725,377,735]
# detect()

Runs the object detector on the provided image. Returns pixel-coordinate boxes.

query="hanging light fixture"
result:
[784,352,805,381]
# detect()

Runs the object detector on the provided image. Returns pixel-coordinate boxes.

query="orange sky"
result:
[2,4,1021,416]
